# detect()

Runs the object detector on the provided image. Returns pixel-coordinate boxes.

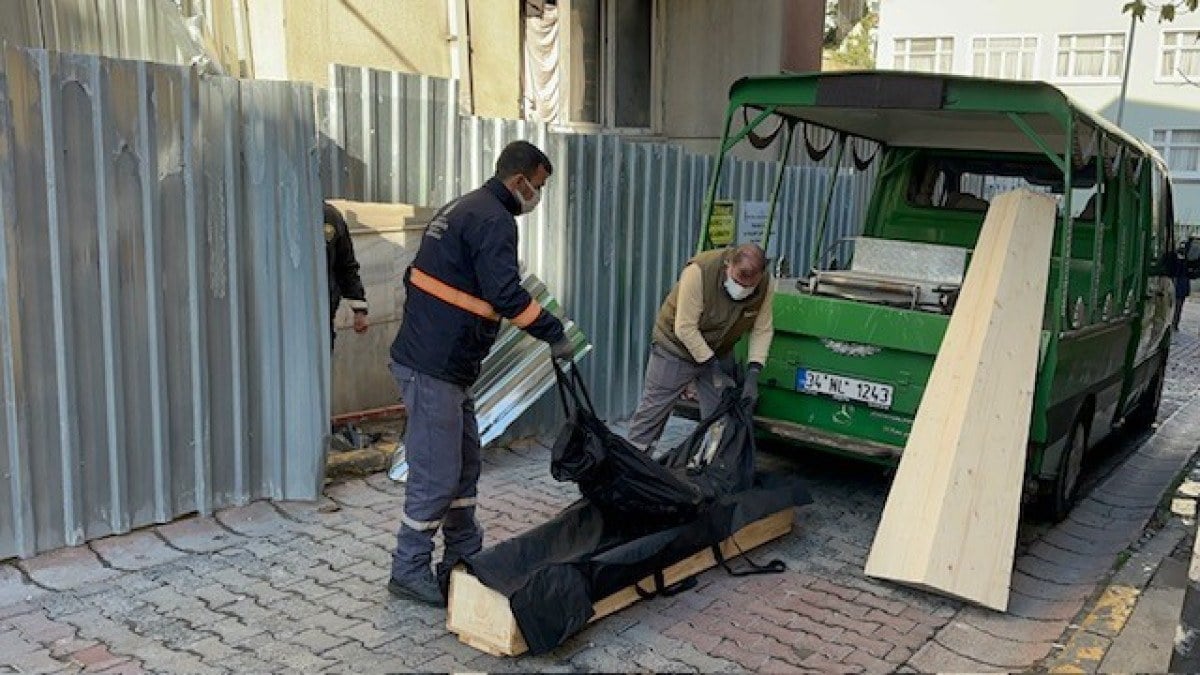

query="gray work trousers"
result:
[626,344,734,449]
[388,361,483,583]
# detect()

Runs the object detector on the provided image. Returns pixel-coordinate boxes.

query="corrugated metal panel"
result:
[0,0,209,69]
[323,64,459,206]
[322,65,877,430]
[0,47,326,560]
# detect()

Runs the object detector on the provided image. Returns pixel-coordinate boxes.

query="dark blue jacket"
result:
[391,178,565,386]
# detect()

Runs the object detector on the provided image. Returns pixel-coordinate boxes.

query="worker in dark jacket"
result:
[387,141,574,606]
[324,201,369,344]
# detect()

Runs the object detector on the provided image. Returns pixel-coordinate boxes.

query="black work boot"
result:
[387,573,446,608]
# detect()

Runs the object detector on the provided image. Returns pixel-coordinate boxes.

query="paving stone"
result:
[1010,570,1095,603]
[90,531,184,571]
[67,644,129,671]
[154,517,241,554]
[324,479,395,509]
[932,620,1058,669]
[285,627,350,654]
[1006,589,1089,621]
[214,501,293,538]
[0,564,45,608]
[129,644,222,675]
[1025,541,1122,575]
[206,617,266,646]
[5,609,77,645]
[906,640,993,673]
[18,546,120,591]
[956,606,1068,643]
[1016,553,1107,587]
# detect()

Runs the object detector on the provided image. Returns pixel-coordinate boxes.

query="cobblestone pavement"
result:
[1,303,1198,674]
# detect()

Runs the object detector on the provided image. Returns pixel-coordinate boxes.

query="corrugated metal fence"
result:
[0,0,208,68]
[323,64,875,425]
[0,46,327,560]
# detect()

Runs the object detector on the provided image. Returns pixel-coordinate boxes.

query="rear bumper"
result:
[673,401,902,461]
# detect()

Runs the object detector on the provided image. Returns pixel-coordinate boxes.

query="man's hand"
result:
[352,312,369,334]
[550,336,574,361]
[709,360,736,391]
[742,363,762,404]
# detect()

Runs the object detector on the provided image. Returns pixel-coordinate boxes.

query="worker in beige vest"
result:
[626,243,774,450]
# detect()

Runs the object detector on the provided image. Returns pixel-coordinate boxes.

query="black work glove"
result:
[742,363,763,404]
[550,336,574,362]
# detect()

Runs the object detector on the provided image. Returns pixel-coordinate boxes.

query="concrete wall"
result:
[877,0,1200,224]
[284,0,452,85]
[660,0,823,155]
[467,0,523,118]
[239,0,521,118]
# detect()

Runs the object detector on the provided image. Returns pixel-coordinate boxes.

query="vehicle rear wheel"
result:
[1042,419,1087,522]
[1125,363,1165,434]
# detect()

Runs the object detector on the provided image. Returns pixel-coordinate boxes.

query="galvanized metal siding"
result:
[324,65,460,206]
[322,65,877,426]
[0,48,326,560]
[0,0,206,68]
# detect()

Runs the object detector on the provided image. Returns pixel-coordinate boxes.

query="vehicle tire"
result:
[1043,418,1088,522]
[1125,363,1165,434]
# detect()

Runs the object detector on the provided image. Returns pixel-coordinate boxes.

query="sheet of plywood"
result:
[446,509,795,657]
[863,189,1056,611]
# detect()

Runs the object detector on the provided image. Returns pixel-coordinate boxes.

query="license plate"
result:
[796,368,894,409]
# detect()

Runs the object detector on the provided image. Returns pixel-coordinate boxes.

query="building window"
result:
[892,37,954,73]
[1153,129,1200,179]
[1161,31,1200,80]
[972,36,1038,79]
[563,0,655,130]
[1055,33,1126,80]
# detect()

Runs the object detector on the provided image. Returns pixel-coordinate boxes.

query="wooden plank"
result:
[864,190,1057,611]
[324,198,435,238]
[446,508,795,656]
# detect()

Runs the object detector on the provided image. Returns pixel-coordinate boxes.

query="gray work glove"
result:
[550,336,574,362]
[742,363,763,404]
[708,358,736,391]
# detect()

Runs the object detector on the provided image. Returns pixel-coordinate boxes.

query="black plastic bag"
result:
[549,364,756,529]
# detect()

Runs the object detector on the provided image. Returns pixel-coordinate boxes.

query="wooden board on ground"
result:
[863,189,1056,611]
[446,508,795,657]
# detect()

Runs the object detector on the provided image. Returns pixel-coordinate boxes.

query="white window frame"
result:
[1157,29,1200,84]
[1053,31,1128,84]
[1152,128,1200,181]
[553,0,661,134]
[969,34,1040,80]
[891,36,955,74]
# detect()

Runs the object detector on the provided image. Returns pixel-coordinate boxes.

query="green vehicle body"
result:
[700,72,1177,516]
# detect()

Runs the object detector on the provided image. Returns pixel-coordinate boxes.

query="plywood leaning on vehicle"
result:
[864,189,1057,611]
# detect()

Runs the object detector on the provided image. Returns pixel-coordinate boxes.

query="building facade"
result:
[184,0,823,151]
[876,0,1200,226]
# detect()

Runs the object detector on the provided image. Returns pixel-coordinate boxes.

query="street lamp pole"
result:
[1117,12,1137,127]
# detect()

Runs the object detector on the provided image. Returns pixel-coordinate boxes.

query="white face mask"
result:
[515,176,542,215]
[724,275,755,301]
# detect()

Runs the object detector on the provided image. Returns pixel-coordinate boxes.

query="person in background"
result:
[324,201,370,450]
[386,141,575,606]
[1172,237,1199,331]
[626,243,773,452]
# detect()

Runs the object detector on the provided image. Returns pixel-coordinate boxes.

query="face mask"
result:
[724,275,755,301]
[515,176,542,215]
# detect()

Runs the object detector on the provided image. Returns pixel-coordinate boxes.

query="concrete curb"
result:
[1172,504,1200,670]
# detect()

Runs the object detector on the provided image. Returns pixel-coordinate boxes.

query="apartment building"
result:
[877,0,1200,225]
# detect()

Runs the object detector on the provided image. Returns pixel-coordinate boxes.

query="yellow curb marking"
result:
[1080,585,1140,635]
[1046,584,1141,672]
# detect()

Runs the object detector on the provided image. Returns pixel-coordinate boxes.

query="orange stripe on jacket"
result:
[409,268,501,322]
